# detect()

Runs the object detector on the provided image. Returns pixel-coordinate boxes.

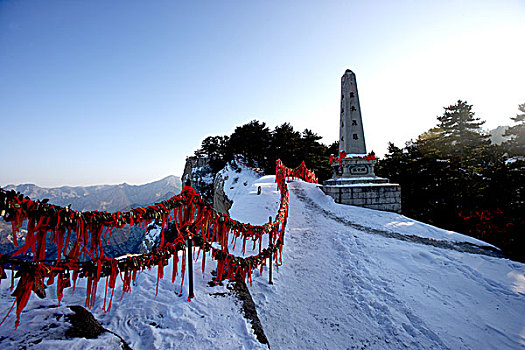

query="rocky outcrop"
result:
[139,222,162,254]
[213,171,233,215]
[66,305,132,349]
[182,156,214,202]
[65,305,106,339]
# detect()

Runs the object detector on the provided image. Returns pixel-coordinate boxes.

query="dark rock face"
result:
[213,172,233,215]
[65,305,132,349]
[65,305,106,339]
[182,156,215,202]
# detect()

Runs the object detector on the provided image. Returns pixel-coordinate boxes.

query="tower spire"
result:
[340,69,366,154]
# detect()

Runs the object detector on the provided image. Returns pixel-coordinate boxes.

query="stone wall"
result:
[322,183,401,213]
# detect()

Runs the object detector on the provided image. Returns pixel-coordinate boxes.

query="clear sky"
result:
[1,0,524,187]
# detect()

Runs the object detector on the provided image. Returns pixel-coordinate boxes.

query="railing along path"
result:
[0,159,318,327]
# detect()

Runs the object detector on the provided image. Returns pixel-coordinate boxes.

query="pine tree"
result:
[436,100,489,158]
[327,141,339,156]
[227,120,272,169]
[194,135,229,172]
[416,127,444,157]
[503,103,525,156]
[377,102,525,261]
[298,129,332,180]
[268,123,302,168]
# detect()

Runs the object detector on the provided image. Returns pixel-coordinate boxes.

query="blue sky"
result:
[1,0,524,187]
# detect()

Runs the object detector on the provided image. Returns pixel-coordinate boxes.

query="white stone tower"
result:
[340,69,366,154]
[323,69,402,213]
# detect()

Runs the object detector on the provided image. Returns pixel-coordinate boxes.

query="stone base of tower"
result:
[322,178,402,213]
[322,157,401,213]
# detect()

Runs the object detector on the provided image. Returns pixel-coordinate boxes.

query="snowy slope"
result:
[305,183,495,248]
[0,164,523,349]
[0,253,266,349]
[231,178,524,349]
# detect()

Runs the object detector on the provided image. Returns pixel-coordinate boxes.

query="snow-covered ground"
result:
[0,164,524,349]
[312,185,494,248]
[0,251,266,349]
[238,178,525,349]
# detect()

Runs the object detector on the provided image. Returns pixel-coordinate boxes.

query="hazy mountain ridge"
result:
[2,175,181,212]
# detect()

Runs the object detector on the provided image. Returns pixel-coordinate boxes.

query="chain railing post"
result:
[187,235,195,299]
[268,216,274,285]
[184,201,195,300]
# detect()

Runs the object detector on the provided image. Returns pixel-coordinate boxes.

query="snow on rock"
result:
[140,222,162,253]
[220,164,276,226]
[193,166,215,187]
[0,300,122,349]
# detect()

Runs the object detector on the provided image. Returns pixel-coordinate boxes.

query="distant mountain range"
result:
[2,175,181,212]
[0,176,181,257]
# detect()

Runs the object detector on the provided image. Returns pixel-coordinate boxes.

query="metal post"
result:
[187,236,194,299]
[183,198,195,300]
[268,216,273,285]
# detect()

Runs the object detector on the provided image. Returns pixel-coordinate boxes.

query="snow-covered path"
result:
[248,180,525,350]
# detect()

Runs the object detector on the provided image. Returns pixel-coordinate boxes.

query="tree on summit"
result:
[503,103,525,156]
[269,123,301,169]
[298,129,332,180]
[195,135,229,172]
[377,100,525,262]
[227,120,272,169]
[436,100,489,158]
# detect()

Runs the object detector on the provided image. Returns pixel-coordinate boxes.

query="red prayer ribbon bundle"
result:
[329,151,376,167]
